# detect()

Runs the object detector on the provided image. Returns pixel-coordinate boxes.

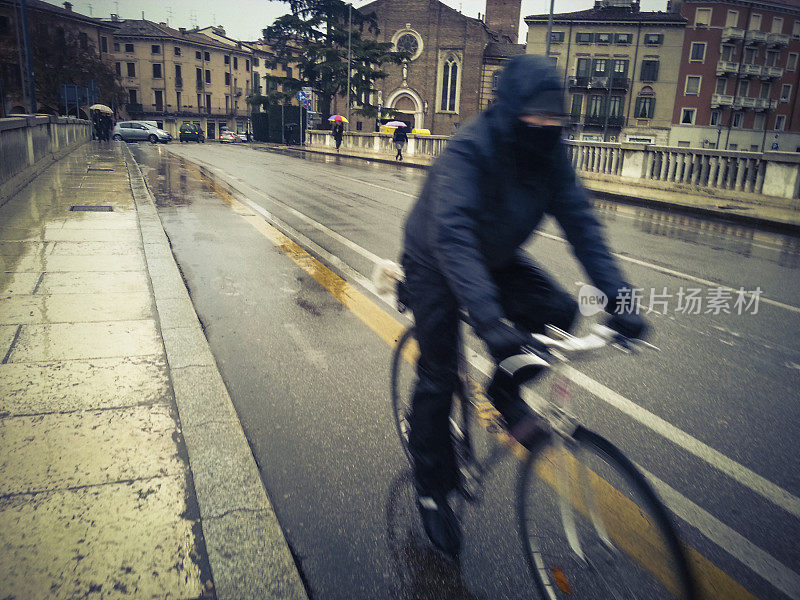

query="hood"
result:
[485,54,565,149]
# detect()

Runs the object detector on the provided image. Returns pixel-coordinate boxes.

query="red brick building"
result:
[669,0,800,151]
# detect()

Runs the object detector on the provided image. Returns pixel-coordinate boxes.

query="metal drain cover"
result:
[87,168,115,172]
[70,206,113,212]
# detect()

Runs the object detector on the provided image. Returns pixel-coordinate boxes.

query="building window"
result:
[125,43,134,53]
[153,63,162,78]
[685,76,701,95]
[788,53,798,71]
[732,112,743,128]
[754,113,766,129]
[771,17,783,34]
[570,94,583,117]
[550,31,565,43]
[253,57,260,67]
[615,33,632,44]
[246,59,250,71]
[224,55,230,65]
[225,72,231,85]
[710,109,722,125]
[634,96,654,119]
[775,115,786,131]
[100,36,108,53]
[749,14,762,31]
[766,50,779,67]
[176,91,181,108]
[155,90,163,111]
[491,71,500,91]
[613,59,628,76]
[233,57,238,69]
[174,46,181,56]
[760,82,771,98]
[129,89,137,104]
[175,64,182,79]
[794,21,800,39]
[114,42,120,52]
[205,94,211,112]
[592,59,607,75]
[726,10,738,27]
[715,78,727,94]
[690,42,706,62]
[286,67,293,79]
[115,62,121,76]
[720,45,735,61]
[205,70,211,84]
[640,59,659,81]
[743,48,757,64]
[738,80,749,97]
[588,95,605,117]
[596,33,612,44]
[680,108,696,124]
[439,53,460,112]
[576,58,591,77]
[225,96,230,112]
[780,84,791,101]
[576,32,592,44]
[608,95,623,117]
[126,62,136,77]
[197,94,202,109]
[644,33,663,45]
[695,8,711,27]
[78,32,88,49]
[196,51,202,60]
[151,44,160,54]
[204,52,210,61]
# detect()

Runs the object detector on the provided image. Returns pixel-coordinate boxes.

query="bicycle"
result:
[390,299,698,599]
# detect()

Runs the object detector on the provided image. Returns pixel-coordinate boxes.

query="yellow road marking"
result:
[189,166,762,600]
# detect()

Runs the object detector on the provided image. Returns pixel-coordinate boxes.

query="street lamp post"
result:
[545,0,555,58]
[346,3,352,129]
[20,0,37,113]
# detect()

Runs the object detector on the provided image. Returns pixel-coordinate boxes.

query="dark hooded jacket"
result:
[402,55,627,333]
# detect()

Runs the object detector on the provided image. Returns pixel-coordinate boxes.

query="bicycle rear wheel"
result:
[517,427,696,600]
[390,326,418,464]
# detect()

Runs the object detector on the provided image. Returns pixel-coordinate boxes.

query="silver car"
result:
[112,121,172,143]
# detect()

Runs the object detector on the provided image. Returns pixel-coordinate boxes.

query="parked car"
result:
[219,130,238,143]
[112,121,171,143]
[179,124,205,143]
[237,132,248,142]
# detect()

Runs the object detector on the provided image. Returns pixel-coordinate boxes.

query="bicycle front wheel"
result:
[391,326,418,464]
[517,427,696,600]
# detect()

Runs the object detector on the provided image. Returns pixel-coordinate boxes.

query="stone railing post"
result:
[619,143,649,180]
[761,152,800,202]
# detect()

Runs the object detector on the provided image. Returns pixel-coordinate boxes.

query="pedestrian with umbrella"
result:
[329,115,347,152]
[389,121,408,161]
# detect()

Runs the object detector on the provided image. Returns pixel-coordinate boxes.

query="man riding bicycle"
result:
[400,55,646,558]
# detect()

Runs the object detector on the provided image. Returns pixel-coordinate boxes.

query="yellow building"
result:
[107,17,253,139]
[526,0,686,144]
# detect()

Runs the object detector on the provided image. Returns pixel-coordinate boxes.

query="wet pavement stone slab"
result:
[0,292,153,325]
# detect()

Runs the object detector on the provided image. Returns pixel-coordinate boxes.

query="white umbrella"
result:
[88,104,113,114]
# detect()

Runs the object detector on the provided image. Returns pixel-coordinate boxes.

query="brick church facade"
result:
[354,0,524,135]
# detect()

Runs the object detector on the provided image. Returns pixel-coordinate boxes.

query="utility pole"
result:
[346,3,352,128]
[13,0,27,112]
[20,0,36,113]
[545,0,555,58]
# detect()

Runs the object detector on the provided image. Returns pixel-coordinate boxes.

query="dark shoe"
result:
[416,492,461,558]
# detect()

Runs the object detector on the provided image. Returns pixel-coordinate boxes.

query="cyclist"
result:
[400,55,646,558]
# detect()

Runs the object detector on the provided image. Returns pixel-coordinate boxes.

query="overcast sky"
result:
[49,0,670,42]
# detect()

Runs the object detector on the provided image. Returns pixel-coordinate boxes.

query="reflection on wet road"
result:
[133,143,800,600]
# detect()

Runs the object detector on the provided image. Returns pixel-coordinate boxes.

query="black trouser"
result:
[402,254,578,495]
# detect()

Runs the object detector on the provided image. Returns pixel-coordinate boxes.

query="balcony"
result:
[742,63,762,77]
[744,30,768,45]
[711,94,735,107]
[767,33,790,47]
[716,60,739,75]
[761,66,784,79]
[610,76,630,89]
[754,98,778,111]
[125,103,143,114]
[175,76,183,88]
[583,114,626,127]
[721,27,745,42]
[569,76,629,90]
[740,96,757,109]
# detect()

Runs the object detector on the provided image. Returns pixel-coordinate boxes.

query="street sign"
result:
[296,91,307,103]
[303,100,312,110]
[302,87,312,95]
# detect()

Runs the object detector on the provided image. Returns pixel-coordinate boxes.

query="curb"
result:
[253,143,799,234]
[122,144,309,600]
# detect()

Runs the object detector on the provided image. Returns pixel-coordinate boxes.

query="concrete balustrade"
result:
[306,131,800,204]
[0,114,92,204]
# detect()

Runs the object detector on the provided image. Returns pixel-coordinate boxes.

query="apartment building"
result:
[526,0,686,144]
[669,0,800,151]
[108,18,252,138]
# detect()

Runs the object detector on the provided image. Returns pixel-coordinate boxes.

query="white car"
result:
[219,130,238,143]
[112,121,171,143]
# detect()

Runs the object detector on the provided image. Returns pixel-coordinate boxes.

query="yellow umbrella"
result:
[328,115,349,123]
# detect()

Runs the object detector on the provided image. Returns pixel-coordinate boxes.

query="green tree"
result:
[263,0,407,126]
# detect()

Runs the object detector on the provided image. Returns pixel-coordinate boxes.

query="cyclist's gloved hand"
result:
[606,312,648,340]
[480,320,530,362]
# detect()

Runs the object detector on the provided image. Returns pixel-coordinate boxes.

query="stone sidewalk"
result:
[0,142,307,599]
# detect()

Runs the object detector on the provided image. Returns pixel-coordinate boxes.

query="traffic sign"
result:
[296,91,307,102]
[302,87,312,95]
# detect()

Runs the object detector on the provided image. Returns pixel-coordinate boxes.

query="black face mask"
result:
[514,122,563,159]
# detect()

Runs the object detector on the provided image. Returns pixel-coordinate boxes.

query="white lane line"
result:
[182,150,800,519]
[563,364,800,519]
[640,465,800,600]
[536,231,800,314]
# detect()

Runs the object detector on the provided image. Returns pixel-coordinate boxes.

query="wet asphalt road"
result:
[130,142,800,600]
